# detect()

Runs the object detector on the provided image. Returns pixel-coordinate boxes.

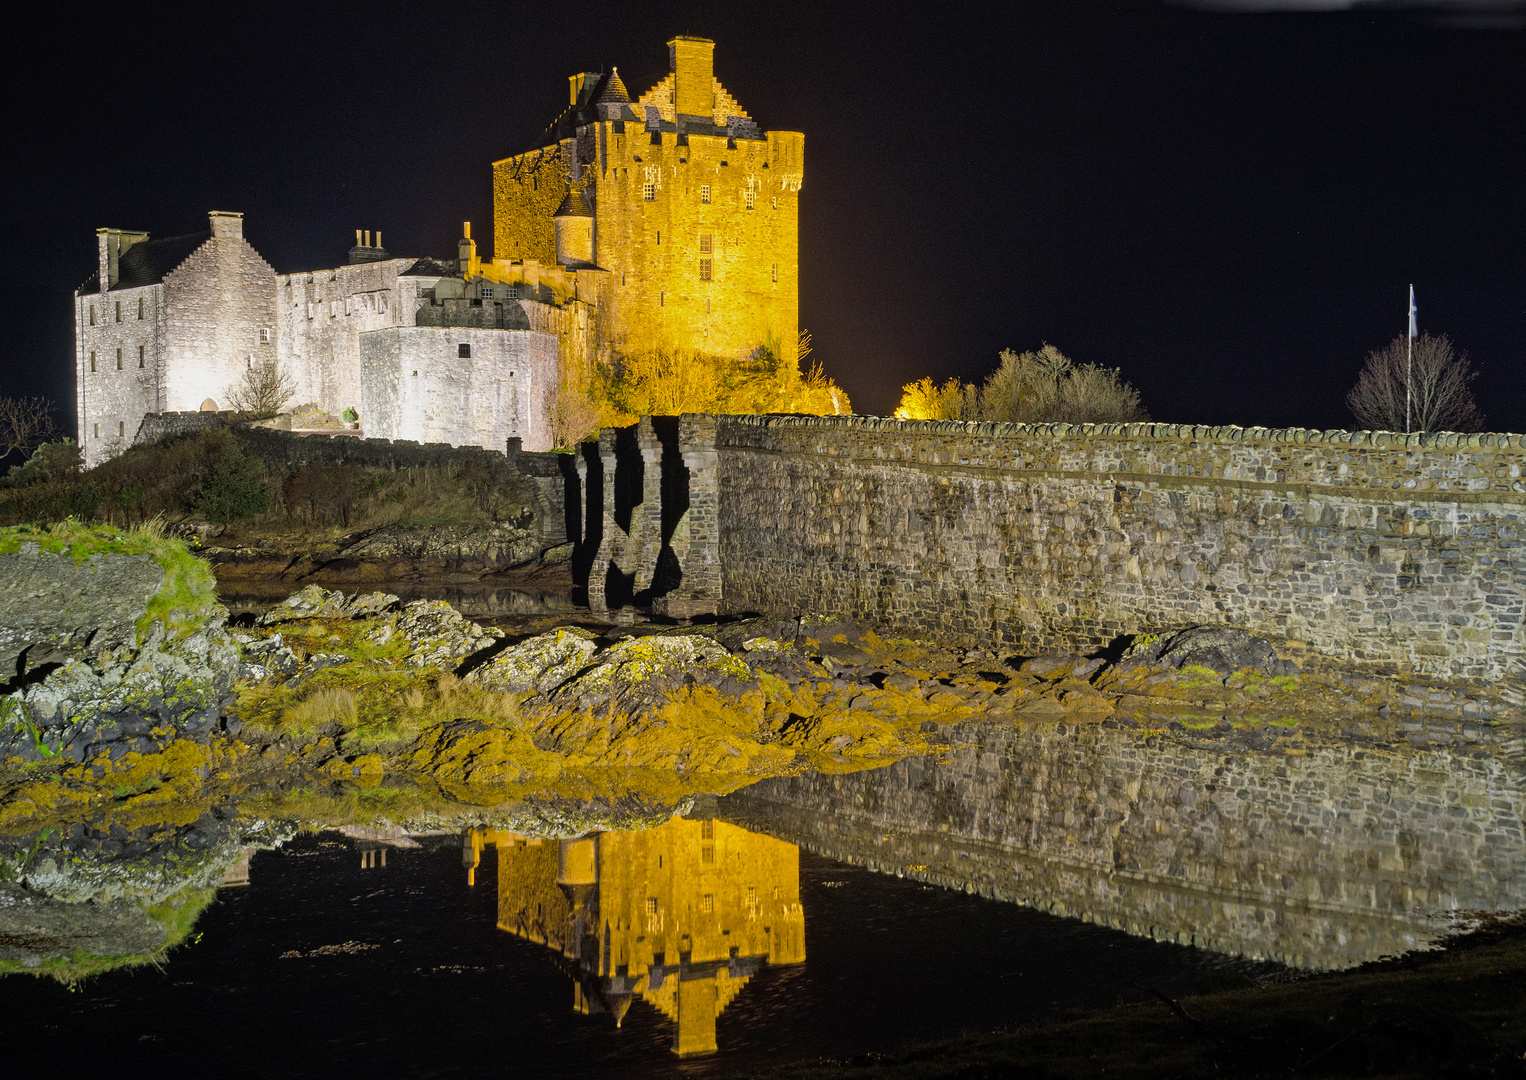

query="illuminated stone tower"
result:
[492,37,804,366]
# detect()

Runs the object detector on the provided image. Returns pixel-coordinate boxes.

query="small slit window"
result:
[115,348,122,370]
[138,345,145,368]
[458,343,471,358]
[118,421,125,438]
[89,305,95,326]
[89,351,97,373]
[93,423,99,439]
[699,258,712,281]
[137,297,145,319]
[642,182,655,201]
[114,301,121,322]
[772,263,778,282]
[379,295,388,313]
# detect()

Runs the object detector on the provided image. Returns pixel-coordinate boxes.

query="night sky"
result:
[4,0,1522,430]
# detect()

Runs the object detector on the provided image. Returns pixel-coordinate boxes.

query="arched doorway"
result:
[199,398,218,412]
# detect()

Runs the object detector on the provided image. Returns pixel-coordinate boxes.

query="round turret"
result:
[553,188,594,268]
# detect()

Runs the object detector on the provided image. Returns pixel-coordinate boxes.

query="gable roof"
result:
[79,231,212,293]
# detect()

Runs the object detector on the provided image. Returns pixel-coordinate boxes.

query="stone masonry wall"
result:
[713,416,1526,690]
[719,720,1526,969]
[77,284,167,467]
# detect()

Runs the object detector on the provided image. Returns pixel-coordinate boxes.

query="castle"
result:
[72,36,801,468]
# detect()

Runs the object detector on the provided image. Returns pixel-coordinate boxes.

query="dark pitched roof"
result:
[79,230,212,293]
[553,188,593,218]
[400,257,457,278]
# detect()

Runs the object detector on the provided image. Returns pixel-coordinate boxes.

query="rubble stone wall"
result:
[711,415,1526,688]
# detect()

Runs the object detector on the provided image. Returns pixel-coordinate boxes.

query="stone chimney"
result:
[348,228,391,265]
[96,228,150,292]
[209,211,243,239]
[458,222,480,276]
[668,36,715,120]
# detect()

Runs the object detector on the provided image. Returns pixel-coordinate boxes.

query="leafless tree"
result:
[0,396,58,461]
[1346,333,1483,433]
[227,360,298,416]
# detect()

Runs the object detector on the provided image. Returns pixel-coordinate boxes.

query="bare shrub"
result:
[1346,333,1483,432]
[0,397,59,462]
[227,361,297,416]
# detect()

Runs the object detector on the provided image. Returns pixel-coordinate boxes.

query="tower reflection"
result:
[464,817,805,1057]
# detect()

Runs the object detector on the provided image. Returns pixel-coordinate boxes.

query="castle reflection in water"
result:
[463,817,805,1057]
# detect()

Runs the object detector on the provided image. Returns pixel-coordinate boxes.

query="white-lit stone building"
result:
[74,212,558,467]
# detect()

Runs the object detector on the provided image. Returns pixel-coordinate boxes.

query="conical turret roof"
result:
[553,188,593,218]
[597,67,630,104]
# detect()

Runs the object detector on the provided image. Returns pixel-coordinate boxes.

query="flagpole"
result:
[1405,284,1414,434]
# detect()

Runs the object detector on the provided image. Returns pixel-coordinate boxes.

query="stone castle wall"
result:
[160,222,278,417]
[77,284,167,467]
[707,416,1526,689]
[718,720,1526,969]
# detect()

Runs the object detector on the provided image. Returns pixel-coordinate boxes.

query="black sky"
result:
[3,0,1522,428]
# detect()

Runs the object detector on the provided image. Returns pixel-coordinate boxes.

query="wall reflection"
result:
[465,817,804,1057]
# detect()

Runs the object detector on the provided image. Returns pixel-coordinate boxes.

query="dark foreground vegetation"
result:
[0,426,528,540]
[761,917,1526,1079]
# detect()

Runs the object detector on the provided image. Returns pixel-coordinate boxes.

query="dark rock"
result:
[1125,626,1298,677]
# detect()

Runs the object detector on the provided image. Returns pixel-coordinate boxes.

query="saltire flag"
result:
[1408,285,1418,339]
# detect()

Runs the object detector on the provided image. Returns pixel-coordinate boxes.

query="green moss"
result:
[0,884,216,986]
[0,520,219,645]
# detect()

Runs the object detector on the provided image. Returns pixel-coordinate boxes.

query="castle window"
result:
[506,287,518,299]
[138,345,145,368]
[378,295,388,313]
[481,287,493,299]
[137,297,144,319]
[118,421,125,438]
[702,845,714,864]
[645,897,658,915]
[772,263,778,282]
[771,196,778,210]
[307,302,314,319]
[642,182,655,201]
[701,820,714,840]
[90,351,96,373]
[114,301,121,322]
[345,298,352,316]
[115,348,122,370]
[745,190,756,210]
[89,304,95,326]
[93,423,99,439]
[259,328,270,343]
[699,234,712,254]
[660,291,664,307]
[700,184,711,204]
[458,343,471,358]
[701,894,714,913]
[699,259,712,281]
[330,301,337,317]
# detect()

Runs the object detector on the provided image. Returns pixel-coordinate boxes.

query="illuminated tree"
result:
[1346,333,1482,433]
[895,345,1145,424]
[0,396,58,462]
[227,360,297,416]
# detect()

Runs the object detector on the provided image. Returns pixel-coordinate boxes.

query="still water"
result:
[1,811,1275,1078]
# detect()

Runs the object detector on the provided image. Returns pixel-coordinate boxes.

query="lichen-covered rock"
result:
[465,628,598,694]
[0,544,164,683]
[544,635,755,712]
[338,523,542,573]
[258,586,400,625]
[1,542,241,764]
[392,599,502,668]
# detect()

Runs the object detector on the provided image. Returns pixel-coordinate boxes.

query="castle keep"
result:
[74,36,797,467]
[492,36,803,367]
